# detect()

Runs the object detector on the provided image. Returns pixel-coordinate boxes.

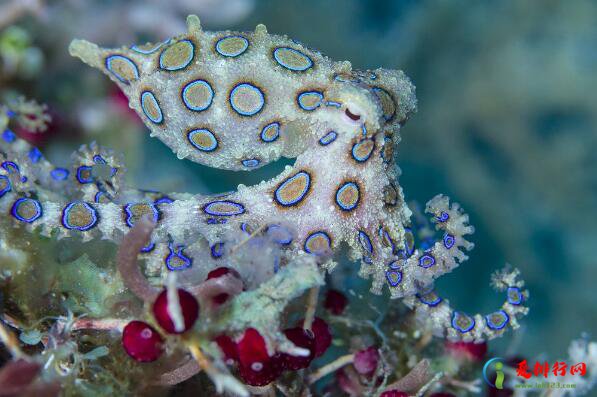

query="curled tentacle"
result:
[70,142,126,203]
[116,215,160,302]
[404,267,529,342]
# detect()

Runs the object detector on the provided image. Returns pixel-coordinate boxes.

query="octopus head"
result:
[328,68,417,142]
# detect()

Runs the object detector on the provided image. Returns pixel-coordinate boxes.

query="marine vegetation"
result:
[0,15,533,396]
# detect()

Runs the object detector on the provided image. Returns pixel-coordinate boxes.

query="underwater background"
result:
[2,0,596,367]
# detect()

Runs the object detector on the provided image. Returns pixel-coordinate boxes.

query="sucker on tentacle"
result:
[0,14,528,343]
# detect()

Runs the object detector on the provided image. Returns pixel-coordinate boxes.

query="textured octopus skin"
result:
[0,16,529,342]
[66,15,418,294]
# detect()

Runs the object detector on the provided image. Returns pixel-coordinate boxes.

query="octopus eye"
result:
[344,108,361,121]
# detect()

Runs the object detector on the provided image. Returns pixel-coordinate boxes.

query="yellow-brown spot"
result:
[335,182,360,211]
[229,83,265,116]
[373,87,396,121]
[124,203,158,227]
[182,80,214,112]
[215,36,249,57]
[304,231,332,255]
[273,47,313,72]
[105,55,139,84]
[384,184,398,206]
[159,39,195,71]
[351,138,375,163]
[274,171,311,207]
[63,202,97,230]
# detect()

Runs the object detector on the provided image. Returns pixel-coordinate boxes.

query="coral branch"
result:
[302,286,320,331]
[382,359,432,394]
[187,343,248,397]
[152,358,201,386]
[308,354,355,384]
[70,318,128,332]
[116,216,159,302]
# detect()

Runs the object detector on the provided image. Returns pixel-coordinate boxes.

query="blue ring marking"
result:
[61,202,98,231]
[11,197,42,223]
[485,310,510,330]
[211,242,225,259]
[165,243,193,271]
[51,167,70,181]
[381,137,392,163]
[333,74,353,83]
[104,55,139,84]
[379,227,396,253]
[388,260,402,270]
[361,125,367,136]
[159,39,194,71]
[266,224,293,245]
[443,233,455,249]
[92,155,106,164]
[436,211,450,222]
[274,171,311,207]
[123,203,159,228]
[351,139,375,162]
[75,166,92,183]
[229,83,265,116]
[318,131,337,146]
[140,91,164,124]
[203,200,245,216]
[131,41,164,54]
[418,253,436,268]
[1,161,18,172]
[335,182,360,211]
[358,230,373,254]
[94,191,109,203]
[0,175,11,198]
[260,122,280,143]
[240,222,253,235]
[182,79,214,112]
[325,101,342,108]
[28,147,43,163]
[2,129,16,143]
[272,47,313,71]
[242,159,260,168]
[154,196,174,205]
[187,128,218,152]
[1,162,26,184]
[140,242,155,253]
[385,270,402,286]
[215,35,249,57]
[372,87,395,121]
[417,292,442,307]
[297,91,323,111]
[507,287,523,305]
[304,231,332,255]
[452,311,475,333]
[5,110,16,118]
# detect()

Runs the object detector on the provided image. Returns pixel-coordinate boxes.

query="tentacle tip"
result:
[186,15,202,35]
[68,39,100,65]
[255,23,268,36]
